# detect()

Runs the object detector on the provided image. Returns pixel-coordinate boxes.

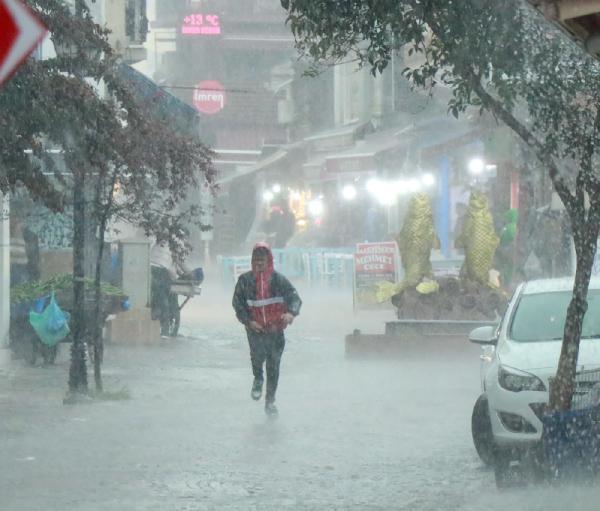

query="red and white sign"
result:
[193,80,225,115]
[355,242,398,274]
[353,241,400,308]
[0,0,46,87]
[181,14,221,35]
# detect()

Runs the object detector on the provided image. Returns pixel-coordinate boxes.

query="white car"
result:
[469,277,600,483]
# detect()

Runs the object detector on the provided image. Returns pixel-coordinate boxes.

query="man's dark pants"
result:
[246,330,285,403]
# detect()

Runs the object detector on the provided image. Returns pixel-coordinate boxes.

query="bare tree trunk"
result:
[466,77,600,411]
[92,170,118,393]
[68,166,88,395]
[549,197,600,409]
[550,240,593,409]
[92,229,105,393]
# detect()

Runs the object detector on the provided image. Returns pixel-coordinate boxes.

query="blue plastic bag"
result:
[29,292,71,347]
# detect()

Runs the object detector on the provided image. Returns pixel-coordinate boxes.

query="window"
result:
[125,0,148,44]
[510,290,600,342]
[334,60,368,125]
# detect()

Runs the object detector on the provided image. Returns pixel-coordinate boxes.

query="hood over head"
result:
[251,242,274,274]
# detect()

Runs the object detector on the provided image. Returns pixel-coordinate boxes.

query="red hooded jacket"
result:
[232,243,302,333]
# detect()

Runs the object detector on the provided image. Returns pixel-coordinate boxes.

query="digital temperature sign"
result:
[181,14,221,35]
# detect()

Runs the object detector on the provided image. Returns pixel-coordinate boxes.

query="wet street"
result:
[2,281,600,510]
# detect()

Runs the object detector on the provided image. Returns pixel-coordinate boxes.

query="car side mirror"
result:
[469,325,498,345]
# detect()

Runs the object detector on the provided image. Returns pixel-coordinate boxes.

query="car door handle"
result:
[480,355,493,362]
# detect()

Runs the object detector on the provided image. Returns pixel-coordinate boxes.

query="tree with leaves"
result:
[282,0,600,411]
[0,0,215,400]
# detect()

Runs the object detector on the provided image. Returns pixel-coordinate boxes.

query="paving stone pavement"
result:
[2,282,600,510]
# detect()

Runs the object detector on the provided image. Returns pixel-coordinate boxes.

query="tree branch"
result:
[469,77,577,215]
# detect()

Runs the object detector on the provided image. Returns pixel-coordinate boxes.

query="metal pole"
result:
[0,194,10,347]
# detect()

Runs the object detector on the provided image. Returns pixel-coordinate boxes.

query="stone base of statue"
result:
[391,277,507,321]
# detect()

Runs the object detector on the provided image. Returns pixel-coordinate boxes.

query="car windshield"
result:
[510,290,600,342]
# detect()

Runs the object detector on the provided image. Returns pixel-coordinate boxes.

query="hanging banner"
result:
[353,241,399,308]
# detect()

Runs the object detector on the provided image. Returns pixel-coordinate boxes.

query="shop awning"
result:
[117,64,199,133]
[216,148,287,185]
[325,129,407,174]
[309,117,477,179]
[413,118,478,157]
[216,141,305,185]
[324,127,410,174]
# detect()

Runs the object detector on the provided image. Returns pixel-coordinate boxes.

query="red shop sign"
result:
[193,80,225,115]
[354,242,398,275]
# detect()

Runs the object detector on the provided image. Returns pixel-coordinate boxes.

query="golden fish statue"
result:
[456,191,499,286]
[397,193,439,289]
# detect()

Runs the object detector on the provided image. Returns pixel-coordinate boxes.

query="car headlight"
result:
[498,365,546,392]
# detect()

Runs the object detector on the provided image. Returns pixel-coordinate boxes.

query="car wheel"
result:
[471,394,496,466]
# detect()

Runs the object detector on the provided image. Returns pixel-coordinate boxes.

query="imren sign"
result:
[0,0,46,87]
[193,80,226,115]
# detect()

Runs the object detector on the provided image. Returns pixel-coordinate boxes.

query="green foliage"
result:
[11,273,125,305]
[283,0,600,170]
[283,0,600,410]
[0,0,216,260]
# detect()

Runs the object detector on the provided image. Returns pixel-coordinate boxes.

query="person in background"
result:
[232,243,302,416]
[265,201,296,248]
[274,202,296,248]
[150,241,191,336]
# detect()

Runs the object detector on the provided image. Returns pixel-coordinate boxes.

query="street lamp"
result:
[341,184,357,201]
[421,173,436,187]
[468,157,485,175]
[307,198,324,217]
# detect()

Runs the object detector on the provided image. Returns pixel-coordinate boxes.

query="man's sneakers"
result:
[251,379,278,417]
[251,378,263,401]
[265,401,278,417]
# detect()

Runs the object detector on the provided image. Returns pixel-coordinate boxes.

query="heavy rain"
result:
[3,0,600,509]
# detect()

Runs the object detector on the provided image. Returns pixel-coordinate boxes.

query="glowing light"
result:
[392,180,408,195]
[366,178,382,194]
[181,14,221,35]
[377,188,397,206]
[407,178,421,193]
[262,190,274,202]
[468,158,485,175]
[272,183,282,193]
[342,184,357,201]
[421,173,436,187]
[307,199,324,216]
